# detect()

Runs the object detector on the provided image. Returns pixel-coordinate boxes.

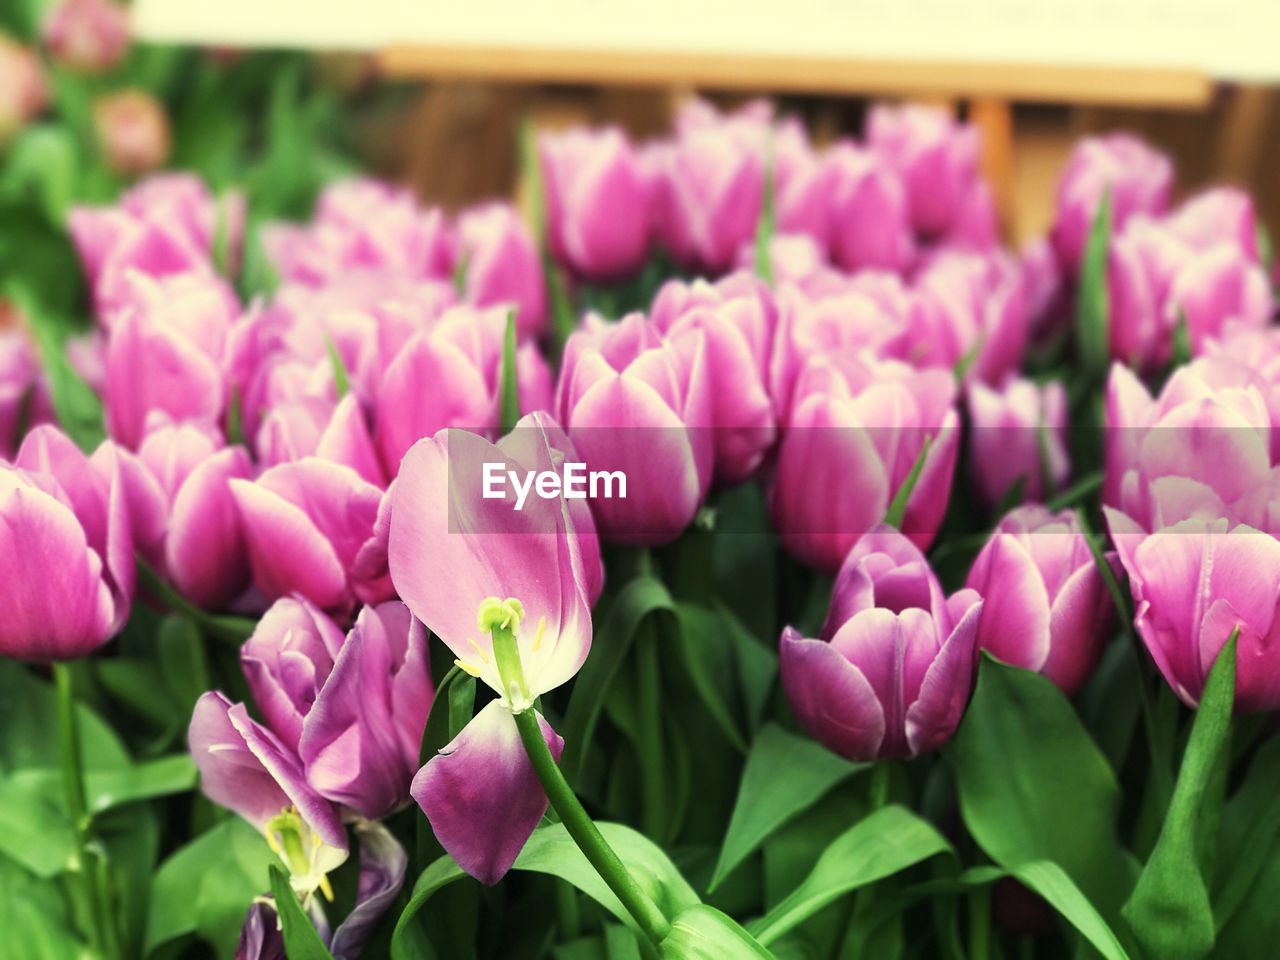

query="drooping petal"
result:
[327,821,408,960]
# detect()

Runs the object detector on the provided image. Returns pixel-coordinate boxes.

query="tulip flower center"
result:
[470,595,544,713]
[264,807,338,905]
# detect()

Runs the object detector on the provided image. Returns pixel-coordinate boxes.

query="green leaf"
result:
[500,309,521,433]
[1009,861,1130,960]
[1122,632,1237,960]
[753,133,776,285]
[415,665,475,865]
[1214,736,1280,929]
[269,864,334,959]
[146,817,280,956]
[661,904,772,958]
[520,116,577,352]
[0,660,130,774]
[390,854,468,960]
[749,804,951,946]
[948,656,1135,917]
[135,557,257,644]
[86,754,197,813]
[883,437,932,530]
[0,771,74,877]
[561,576,675,785]
[1076,189,1111,381]
[670,603,750,753]
[1171,308,1192,370]
[326,336,351,400]
[0,852,86,960]
[710,724,864,891]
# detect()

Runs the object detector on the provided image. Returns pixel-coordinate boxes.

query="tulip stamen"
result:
[531,615,547,653]
[466,637,492,664]
[453,658,484,678]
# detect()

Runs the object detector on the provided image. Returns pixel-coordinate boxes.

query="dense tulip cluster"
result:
[3,93,1280,960]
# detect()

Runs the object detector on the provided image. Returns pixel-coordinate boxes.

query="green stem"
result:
[968,885,991,960]
[635,620,667,840]
[490,619,672,947]
[54,664,114,960]
[511,707,672,945]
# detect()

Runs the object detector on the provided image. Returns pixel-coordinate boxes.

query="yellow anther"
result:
[453,658,483,678]
[477,596,525,634]
[319,875,335,902]
[531,616,547,653]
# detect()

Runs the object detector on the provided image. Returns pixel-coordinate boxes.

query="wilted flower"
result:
[0,426,133,660]
[966,506,1109,694]
[781,526,982,761]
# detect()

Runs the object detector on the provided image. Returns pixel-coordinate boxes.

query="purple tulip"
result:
[770,353,959,572]
[0,330,55,458]
[300,601,434,819]
[0,426,134,660]
[650,275,776,484]
[866,103,981,238]
[1107,510,1280,711]
[389,413,598,883]
[556,312,712,545]
[965,506,1109,694]
[1052,132,1172,274]
[967,377,1069,508]
[540,126,652,280]
[229,457,388,616]
[1104,358,1272,533]
[825,142,914,274]
[103,271,237,448]
[456,202,546,340]
[781,526,982,761]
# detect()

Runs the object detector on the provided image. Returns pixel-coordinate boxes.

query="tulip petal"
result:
[779,626,885,762]
[905,598,981,756]
[411,700,562,885]
[167,447,253,609]
[327,821,408,960]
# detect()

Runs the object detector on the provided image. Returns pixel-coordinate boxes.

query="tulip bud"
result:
[825,142,914,274]
[866,103,982,239]
[540,126,652,281]
[0,37,48,142]
[42,0,130,73]
[781,526,982,761]
[967,378,1069,508]
[1107,510,1280,711]
[0,426,134,660]
[965,506,1109,694]
[650,275,776,484]
[556,312,712,544]
[456,202,546,339]
[93,89,170,176]
[770,353,959,572]
[1052,133,1172,274]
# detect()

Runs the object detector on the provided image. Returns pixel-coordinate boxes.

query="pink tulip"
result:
[1104,358,1272,533]
[1052,132,1172,274]
[772,119,831,250]
[825,142,914,274]
[257,394,384,486]
[540,126,652,280]
[1107,511,1280,711]
[866,103,982,238]
[42,0,129,73]
[103,271,237,448]
[1166,187,1260,261]
[456,202,546,339]
[770,353,959,572]
[781,526,982,760]
[650,274,776,484]
[967,377,1069,508]
[556,312,712,544]
[229,457,388,616]
[0,426,134,660]
[389,413,598,883]
[92,89,170,176]
[966,506,1109,694]
[0,37,47,141]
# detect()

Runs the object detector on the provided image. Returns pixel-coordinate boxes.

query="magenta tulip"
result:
[0,426,134,660]
[770,353,959,572]
[556,312,712,544]
[540,126,652,280]
[825,142,914,274]
[966,506,1109,694]
[781,526,982,761]
[967,377,1069,508]
[456,202,546,339]
[0,330,55,458]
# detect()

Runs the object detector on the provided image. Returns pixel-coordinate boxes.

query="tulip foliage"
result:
[2,93,1280,960]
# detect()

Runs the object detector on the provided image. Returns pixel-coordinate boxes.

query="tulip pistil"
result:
[264,808,336,903]
[480,596,535,712]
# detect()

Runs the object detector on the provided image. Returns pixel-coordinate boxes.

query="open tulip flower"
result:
[781,525,983,761]
[389,412,598,883]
